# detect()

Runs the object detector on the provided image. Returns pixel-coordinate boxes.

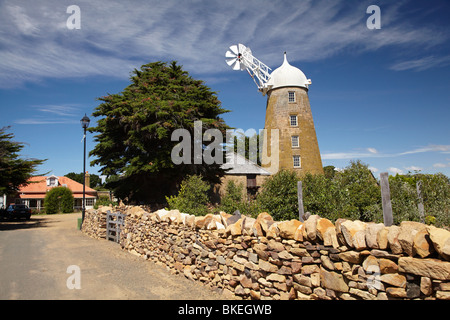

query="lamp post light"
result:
[80,113,90,228]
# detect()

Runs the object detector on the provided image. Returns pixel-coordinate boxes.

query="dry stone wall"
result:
[81,206,108,239]
[83,205,450,300]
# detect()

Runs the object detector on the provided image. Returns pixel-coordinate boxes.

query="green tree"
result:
[0,126,46,197]
[89,61,230,203]
[89,174,102,188]
[64,172,102,188]
[166,175,210,216]
[418,173,450,227]
[44,187,74,214]
[231,132,261,165]
[301,172,355,221]
[64,172,82,183]
[300,161,381,222]
[388,175,419,224]
[323,165,336,179]
[386,172,449,227]
[257,169,299,221]
[334,160,381,221]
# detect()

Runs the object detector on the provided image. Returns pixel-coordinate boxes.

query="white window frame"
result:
[293,155,301,168]
[290,115,298,127]
[291,135,299,148]
[85,198,95,207]
[46,175,59,187]
[288,91,296,103]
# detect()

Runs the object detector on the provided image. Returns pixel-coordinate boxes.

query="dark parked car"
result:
[5,204,32,220]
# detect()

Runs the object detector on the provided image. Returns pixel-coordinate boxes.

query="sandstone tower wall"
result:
[262,86,323,175]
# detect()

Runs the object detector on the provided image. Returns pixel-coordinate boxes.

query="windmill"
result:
[225,43,272,95]
[224,43,323,175]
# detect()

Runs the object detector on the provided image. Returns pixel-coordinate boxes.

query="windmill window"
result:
[288,91,296,103]
[291,136,299,148]
[293,155,301,168]
[290,115,298,126]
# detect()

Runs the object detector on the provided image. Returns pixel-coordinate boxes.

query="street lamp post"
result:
[80,114,90,228]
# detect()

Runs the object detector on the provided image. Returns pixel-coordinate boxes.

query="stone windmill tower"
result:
[225,44,323,175]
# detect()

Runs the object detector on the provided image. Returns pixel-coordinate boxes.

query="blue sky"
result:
[0,0,449,178]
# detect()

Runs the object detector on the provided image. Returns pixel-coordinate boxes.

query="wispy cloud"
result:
[0,0,448,88]
[322,144,450,160]
[398,145,450,155]
[14,118,78,125]
[321,146,386,160]
[390,55,450,71]
[37,104,79,117]
[433,162,450,168]
[322,151,381,160]
[15,104,81,125]
[7,4,40,36]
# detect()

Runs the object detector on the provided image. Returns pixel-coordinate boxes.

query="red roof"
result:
[17,176,97,199]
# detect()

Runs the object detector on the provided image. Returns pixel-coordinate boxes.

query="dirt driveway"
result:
[0,213,224,300]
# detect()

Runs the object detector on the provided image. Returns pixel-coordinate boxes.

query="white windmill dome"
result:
[266,52,311,91]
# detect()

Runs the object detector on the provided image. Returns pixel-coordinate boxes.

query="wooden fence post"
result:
[297,181,304,222]
[416,180,425,223]
[380,172,393,226]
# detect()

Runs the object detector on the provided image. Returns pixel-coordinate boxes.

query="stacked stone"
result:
[81,206,110,239]
[86,205,450,300]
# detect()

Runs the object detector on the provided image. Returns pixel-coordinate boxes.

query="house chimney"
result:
[85,171,90,188]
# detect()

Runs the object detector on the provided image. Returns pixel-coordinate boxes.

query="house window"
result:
[293,155,301,168]
[288,91,295,103]
[46,175,59,187]
[290,115,298,126]
[291,136,299,148]
[86,198,95,207]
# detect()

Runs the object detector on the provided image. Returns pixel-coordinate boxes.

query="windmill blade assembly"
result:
[225,44,248,71]
[225,43,272,95]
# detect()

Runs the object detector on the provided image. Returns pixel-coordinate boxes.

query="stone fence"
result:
[82,205,450,300]
[81,206,108,239]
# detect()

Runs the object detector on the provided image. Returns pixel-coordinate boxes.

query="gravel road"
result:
[0,213,224,300]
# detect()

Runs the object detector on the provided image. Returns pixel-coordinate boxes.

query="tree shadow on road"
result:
[0,216,54,231]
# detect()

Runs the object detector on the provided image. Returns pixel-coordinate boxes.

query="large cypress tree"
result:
[89,61,229,203]
[0,126,46,196]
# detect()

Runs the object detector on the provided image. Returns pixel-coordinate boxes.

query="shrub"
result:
[387,172,450,227]
[388,176,420,224]
[94,195,117,209]
[334,160,381,221]
[415,173,449,228]
[248,159,448,228]
[166,175,210,216]
[219,180,263,218]
[299,161,380,222]
[425,215,436,225]
[301,172,360,222]
[236,199,263,218]
[44,186,74,214]
[219,180,244,214]
[256,169,299,221]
